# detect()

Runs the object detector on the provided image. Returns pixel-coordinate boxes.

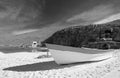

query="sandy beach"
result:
[0,50,120,78]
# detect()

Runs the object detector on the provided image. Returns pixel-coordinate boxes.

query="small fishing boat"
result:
[46,43,114,64]
[45,27,119,64]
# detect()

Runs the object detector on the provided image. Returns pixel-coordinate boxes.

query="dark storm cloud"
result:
[25,0,120,29]
[0,0,120,34]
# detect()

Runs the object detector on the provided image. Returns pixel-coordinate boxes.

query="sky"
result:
[0,0,120,43]
[94,13,120,24]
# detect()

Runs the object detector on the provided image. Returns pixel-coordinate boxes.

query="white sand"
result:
[0,50,120,78]
[103,69,120,78]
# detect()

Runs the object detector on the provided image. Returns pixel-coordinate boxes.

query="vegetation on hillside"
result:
[43,22,120,49]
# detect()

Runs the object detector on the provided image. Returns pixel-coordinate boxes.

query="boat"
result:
[46,43,114,65]
[45,28,120,65]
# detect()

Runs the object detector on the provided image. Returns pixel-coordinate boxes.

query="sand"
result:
[103,69,120,78]
[0,50,120,78]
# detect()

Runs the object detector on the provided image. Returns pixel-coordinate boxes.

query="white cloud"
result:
[67,5,114,23]
[12,29,38,35]
[94,13,120,24]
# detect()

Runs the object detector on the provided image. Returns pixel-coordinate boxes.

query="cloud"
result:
[67,5,114,23]
[93,13,120,24]
[12,29,38,35]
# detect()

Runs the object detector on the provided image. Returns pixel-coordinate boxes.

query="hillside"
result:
[44,20,120,49]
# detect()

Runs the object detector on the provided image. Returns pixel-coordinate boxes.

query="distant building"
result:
[32,41,38,48]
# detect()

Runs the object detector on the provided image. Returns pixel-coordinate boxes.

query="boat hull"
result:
[46,44,114,64]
